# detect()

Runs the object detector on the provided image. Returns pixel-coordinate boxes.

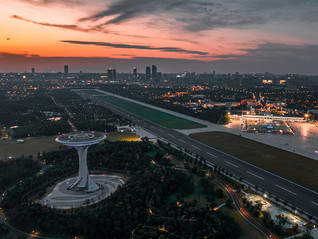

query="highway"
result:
[75,89,318,220]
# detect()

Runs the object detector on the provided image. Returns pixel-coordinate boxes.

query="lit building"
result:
[107,68,113,79]
[133,67,137,78]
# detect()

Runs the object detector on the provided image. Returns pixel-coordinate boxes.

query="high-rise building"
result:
[133,67,137,78]
[152,65,157,79]
[112,69,117,80]
[64,65,69,75]
[146,66,151,80]
[31,68,35,74]
[107,68,113,79]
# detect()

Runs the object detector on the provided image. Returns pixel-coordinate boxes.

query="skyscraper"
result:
[152,65,157,79]
[112,68,117,80]
[64,65,69,75]
[31,68,35,74]
[107,68,113,79]
[146,66,151,80]
[133,67,137,78]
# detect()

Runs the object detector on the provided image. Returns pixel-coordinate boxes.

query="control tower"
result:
[56,131,106,192]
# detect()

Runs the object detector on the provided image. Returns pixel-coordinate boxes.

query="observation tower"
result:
[56,131,106,192]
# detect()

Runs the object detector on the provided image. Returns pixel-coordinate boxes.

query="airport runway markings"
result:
[191,145,201,150]
[206,152,217,158]
[247,171,264,180]
[312,201,318,206]
[225,161,239,168]
[275,184,297,196]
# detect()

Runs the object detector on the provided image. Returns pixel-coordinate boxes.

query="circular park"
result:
[41,174,124,209]
[39,131,125,209]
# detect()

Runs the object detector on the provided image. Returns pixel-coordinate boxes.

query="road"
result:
[75,89,318,220]
[216,178,275,239]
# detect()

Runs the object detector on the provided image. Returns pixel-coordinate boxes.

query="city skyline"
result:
[1,0,318,74]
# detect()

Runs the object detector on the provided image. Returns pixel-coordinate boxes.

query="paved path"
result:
[41,175,124,209]
[216,178,275,239]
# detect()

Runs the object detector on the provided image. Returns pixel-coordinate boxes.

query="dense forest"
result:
[51,89,132,132]
[0,89,132,139]
[0,157,41,194]
[0,89,71,138]
[1,140,241,239]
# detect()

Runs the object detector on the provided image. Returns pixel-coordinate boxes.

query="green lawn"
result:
[0,136,60,159]
[220,207,265,239]
[95,95,206,129]
[190,131,318,191]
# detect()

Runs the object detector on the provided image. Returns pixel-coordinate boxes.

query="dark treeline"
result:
[52,89,131,132]
[0,157,41,194]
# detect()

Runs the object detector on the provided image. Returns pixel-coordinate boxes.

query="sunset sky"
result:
[1,0,318,73]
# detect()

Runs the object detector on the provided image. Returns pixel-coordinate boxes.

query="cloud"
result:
[1,43,318,74]
[11,15,87,32]
[79,0,318,32]
[210,43,318,74]
[61,40,209,55]
[18,0,84,6]
[212,54,249,59]
[0,52,40,58]
[13,0,318,36]
[241,43,318,59]
[11,15,159,39]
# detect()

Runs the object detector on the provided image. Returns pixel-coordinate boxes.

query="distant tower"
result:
[152,65,157,79]
[112,68,117,80]
[146,66,151,80]
[64,65,69,75]
[56,131,106,192]
[31,68,35,74]
[133,67,137,78]
[107,68,113,79]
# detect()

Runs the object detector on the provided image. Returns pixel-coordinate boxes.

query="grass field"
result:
[0,136,60,159]
[183,174,208,206]
[0,132,138,159]
[215,184,264,239]
[105,132,139,142]
[220,207,264,239]
[190,131,318,191]
[95,95,206,129]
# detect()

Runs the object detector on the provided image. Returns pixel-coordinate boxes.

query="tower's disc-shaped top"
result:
[56,131,106,147]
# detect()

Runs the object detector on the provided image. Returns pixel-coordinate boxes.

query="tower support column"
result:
[69,145,100,192]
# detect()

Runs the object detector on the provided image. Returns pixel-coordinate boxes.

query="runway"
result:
[75,89,318,220]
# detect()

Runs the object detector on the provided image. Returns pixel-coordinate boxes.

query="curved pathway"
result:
[216,178,275,239]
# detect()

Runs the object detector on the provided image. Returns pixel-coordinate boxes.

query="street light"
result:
[304,114,309,121]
